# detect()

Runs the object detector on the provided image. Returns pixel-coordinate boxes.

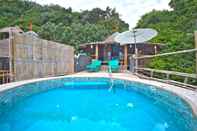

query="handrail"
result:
[136,73,197,89]
[136,68,197,86]
[130,33,197,88]
[137,68,197,79]
[0,70,9,73]
[133,47,197,87]
[0,70,11,84]
[135,48,197,59]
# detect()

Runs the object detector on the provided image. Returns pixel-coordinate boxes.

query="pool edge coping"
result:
[0,73,197,118]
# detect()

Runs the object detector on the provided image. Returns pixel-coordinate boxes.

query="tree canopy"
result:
[1,0,196,83]
[0,0,129,50]
[137,0,196,75]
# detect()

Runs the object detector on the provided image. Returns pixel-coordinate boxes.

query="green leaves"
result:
[137,0,197,75]
[0,0,128,52]
[37,22,113,51]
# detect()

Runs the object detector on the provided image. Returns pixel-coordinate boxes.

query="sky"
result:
[33,0,171,28]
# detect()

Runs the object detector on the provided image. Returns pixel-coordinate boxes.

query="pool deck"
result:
[0,72,197,116]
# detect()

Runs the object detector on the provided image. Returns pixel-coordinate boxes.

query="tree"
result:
[0,0,129,51]
[137,0,196,84]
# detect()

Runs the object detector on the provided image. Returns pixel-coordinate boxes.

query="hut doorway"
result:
[102,44,120,62]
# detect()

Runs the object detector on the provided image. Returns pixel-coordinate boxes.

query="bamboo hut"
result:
[0,27,74,84]
[80,32,162,70]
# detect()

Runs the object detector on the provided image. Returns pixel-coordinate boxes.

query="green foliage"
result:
[38,22,112,50]
[137,0,197,74]
[0,0,129,51]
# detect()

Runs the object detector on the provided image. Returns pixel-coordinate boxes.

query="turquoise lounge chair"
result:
[108,59,120,73]
[86,60,101,72]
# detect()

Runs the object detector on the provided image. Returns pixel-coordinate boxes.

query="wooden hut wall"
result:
[81,45,95,58]
[12,33,74,81]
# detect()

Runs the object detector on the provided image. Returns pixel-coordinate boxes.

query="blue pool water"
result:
[0,78,197,131]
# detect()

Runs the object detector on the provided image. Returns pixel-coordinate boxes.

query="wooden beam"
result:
[137,68,197,79]
[136,48,197,59]
[0,70,9,73]
[135,48,138,73]
[124,45,128,69]
[11,32,16,82]
[136,73,197,90]
[195,31,197,74]
[0,73,10,77]
[95,44,99,60]
[9,29,13,82]
[154,45,157,55]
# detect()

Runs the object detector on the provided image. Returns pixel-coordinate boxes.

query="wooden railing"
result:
[136,68,197,89]
[134,48,197,88]
[133,32,197,89]
[137,68,197,79]
[136,48,197,59]
[0,70,11,84]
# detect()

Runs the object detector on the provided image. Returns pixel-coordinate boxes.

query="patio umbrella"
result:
[114,28,158,45]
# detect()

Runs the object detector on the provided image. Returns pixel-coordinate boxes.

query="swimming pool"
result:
[0,77,197,131]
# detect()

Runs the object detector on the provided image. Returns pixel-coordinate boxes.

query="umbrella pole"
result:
[135,45,138,73]
[124,45,128,70]
[133,29,138,73]
[95,44,99,60]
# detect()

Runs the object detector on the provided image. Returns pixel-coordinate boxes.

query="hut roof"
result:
[80,32,163,48]
[104,32,120,43]
[0,26,24,33]
[80,32,120,47]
